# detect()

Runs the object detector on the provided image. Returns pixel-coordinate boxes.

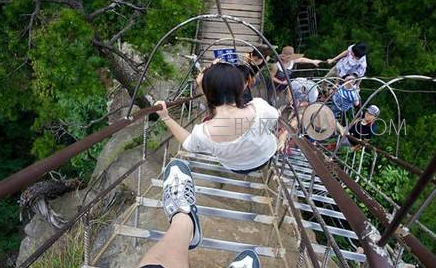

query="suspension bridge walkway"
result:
[2,0,436,268]
[198,0,264,62]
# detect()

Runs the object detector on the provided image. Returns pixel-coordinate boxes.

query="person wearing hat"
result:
[278,102,337,153]
[325,104,380,151]
[290,78,319,106]
[347,104,379,146]
[330,73,361,120]
[269,46,322,105]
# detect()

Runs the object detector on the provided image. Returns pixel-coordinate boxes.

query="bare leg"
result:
[138,213,193,268]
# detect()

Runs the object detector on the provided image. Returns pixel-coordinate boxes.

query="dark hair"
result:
[251,46,269,59]
[351,43,367,58]
[342,73,358,80]
[202,63,245,113]
[236,64,255,82]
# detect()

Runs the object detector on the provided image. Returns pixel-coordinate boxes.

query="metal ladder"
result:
[113,151,288,266]
[89,148,367,267]
[296,0,317,51]
[275,148,367,264]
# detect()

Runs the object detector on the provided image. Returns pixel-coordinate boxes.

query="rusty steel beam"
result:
[293,137,393,268]
[320,144,436,268]
[378,152,436,246]
[0,95,202,200]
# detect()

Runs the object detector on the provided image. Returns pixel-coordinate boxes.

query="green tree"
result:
[0,0,202,263]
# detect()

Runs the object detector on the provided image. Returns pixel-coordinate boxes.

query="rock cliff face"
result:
[15,120,152,266]
[16,43,193,267]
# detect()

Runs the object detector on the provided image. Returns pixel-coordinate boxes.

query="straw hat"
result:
[301,103,336,141]
[279,46,304,62]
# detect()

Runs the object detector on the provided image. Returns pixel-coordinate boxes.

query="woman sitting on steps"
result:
[155,62,280,175]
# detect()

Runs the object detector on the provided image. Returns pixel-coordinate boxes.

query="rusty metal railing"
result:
[317,139,436,267]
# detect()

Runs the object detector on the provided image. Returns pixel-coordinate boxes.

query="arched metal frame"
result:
[169,37,276,102]
[125,13,302,127]
[342,76,435,158]
[303,76,401,157]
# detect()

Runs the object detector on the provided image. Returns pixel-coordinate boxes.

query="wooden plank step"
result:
[209,8,262,19]
[202,21,261,30]
[206,0,263,6]
[203,23,260,35]
[199,38,261,47]
[209,3,263,12]
[201,32,260,42]
[202,17,261,25]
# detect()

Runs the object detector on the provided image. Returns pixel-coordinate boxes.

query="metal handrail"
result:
[17,109,205,267]
[314,143,436,267]
[0,95,201,200]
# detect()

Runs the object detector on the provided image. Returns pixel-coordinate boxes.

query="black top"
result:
[349,120,376,145]
[241,87,253,105]
[249,61,265,75]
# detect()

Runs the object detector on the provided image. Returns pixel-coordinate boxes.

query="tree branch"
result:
[28,0,41,50]
[113,0,147,12]
[41,0,83,10]
[92,38,139,73]
[88,2,117,21]
[88,0,147,21]
[108,11,141,46]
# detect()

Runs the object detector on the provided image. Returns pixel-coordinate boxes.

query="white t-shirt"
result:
[182,98,279,170]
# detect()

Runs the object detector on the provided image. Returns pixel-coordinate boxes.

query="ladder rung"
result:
[115,224,285,258]
[293,201,345,220]
[137,197,353,238]
[276,162,313,174]
[283,170,322,183]
[285,217,357,239]
[312,243,366,262]
[295,190,336,205]
[287,159,312,168]
[192,172,265,189]
[282,178,327,192]
[151,179,271,204]
[137,197,275,224]
[182,159,263,178]
[178,151,220,164]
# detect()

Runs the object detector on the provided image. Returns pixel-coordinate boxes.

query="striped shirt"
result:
[333,85,360,112]
[336,45,367,77]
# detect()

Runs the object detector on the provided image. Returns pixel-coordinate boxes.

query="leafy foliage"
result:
[265,0,436,258]
[0,0,202,264]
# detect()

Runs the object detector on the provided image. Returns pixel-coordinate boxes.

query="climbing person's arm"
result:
[327,50,348,65]
[277,129,288,152]
[294,57,322,66]
[155,101,190,144]
[270,63,287,85]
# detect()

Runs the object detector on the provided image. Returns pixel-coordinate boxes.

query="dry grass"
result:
[31,224,84,268]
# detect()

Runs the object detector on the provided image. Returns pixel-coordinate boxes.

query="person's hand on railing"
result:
[155,101,170,121]
[312,59,323,67]
[277,141,286,153]
[326,58,335,65]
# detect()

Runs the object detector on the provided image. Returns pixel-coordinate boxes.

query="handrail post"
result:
[378,152,436,246]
